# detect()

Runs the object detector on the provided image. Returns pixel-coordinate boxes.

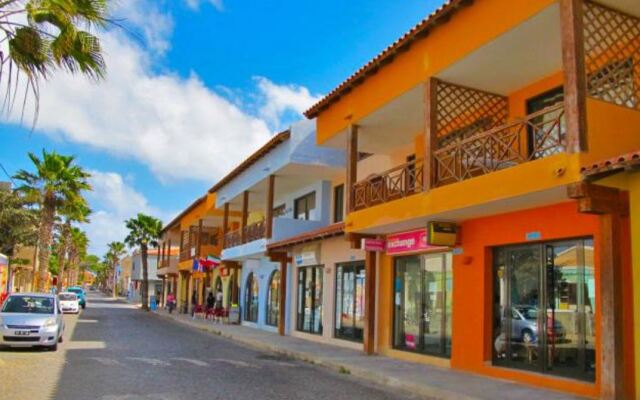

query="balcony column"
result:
[560,0,587,153]
[266,175,275,239]
[568,183,627,399]
[423,77,438,191]
[222,203,229,248]
[363,250,377,355]
[179,231,184,260]
[156,243,161,267]
[167,239,172,263]
[241,191,249,244]
[346,124,358,213]
[197,219,203,258]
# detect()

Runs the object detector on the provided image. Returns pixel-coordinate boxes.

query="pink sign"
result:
[386,229,443,255]
[362,238,385,252]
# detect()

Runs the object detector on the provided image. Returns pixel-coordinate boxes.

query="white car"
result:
[58,292,80,314]
[0,293,65,351]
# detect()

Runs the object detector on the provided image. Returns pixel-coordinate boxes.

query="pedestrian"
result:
[206,290,215,313]
[214,288,224,323]
[166,292,176,314]
[191,289,197,316]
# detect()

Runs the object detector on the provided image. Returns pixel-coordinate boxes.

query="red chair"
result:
[193,304,206,318]
[205,307,215,320]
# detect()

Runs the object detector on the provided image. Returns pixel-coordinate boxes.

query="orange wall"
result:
[377,201,635,398]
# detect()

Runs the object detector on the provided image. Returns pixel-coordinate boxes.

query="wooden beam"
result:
[266,175,275,239]
[241,191,249,244]
[363,250,377,355]
[560,0,587,153]
[278,258,288,336]
[197,219,203,257]
[567,182,621,214]
[345,124,358,214]
[222,203,229,248]
[424,77,438,191]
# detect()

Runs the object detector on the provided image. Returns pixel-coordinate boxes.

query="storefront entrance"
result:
[492,238,596,381]
[393,252,452,357]
[297,265,323,334]
[335,262,365,342]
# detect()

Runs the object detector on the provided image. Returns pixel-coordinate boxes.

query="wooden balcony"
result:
[353,158,424,211]
[432,103,565,187]
[223,220,267,249]
[350,104,566,212]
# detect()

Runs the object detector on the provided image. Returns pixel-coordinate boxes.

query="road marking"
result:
[66,340,106,350]
[210,358,258,368]
[77,319,99,323]
[126,357,171,366]
[170,357,208,367]
[88,357,121,366]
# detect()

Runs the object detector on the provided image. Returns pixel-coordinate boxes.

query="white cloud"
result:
[111,1,174,56]
[184,0,224,11]
[254,76,322,129]
[84,170,176,256]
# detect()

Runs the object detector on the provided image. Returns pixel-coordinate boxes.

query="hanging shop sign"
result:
[427,221,459,247]
[362,238,386,252]
[387,229,445,255]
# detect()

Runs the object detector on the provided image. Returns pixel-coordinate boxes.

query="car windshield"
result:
[68,288,83,295]
[2,295,55,314]
[59,294,77,301]
[515,306,538,321]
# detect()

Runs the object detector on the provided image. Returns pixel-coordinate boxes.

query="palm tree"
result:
[106,241,126,298]
[13,150,91,292]
[0,0,110,123]
[56,199,91,292]
[67,227,88,286]
[124,213,162,311]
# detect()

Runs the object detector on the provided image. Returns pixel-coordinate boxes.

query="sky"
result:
[0,0,441,256]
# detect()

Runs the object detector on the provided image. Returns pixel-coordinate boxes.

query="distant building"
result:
[129,249,162,304]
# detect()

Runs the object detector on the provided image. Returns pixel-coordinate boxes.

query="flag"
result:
[192,258,202,272]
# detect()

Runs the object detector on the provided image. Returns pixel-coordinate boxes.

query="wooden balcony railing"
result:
[244,220,266,243]
[224,230,242,249]
[352,158,424,211]
[179,248,191,262]
[223,220,267,249]
[432,103,565,187]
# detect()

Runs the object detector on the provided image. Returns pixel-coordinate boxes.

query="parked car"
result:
[509,305,565,343]
[0,293,65,351]
[58,292,80,314]
[66,287,86,309]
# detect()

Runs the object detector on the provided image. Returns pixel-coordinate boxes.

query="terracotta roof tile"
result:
[581,151,640,178]
[304,0,470,119]
[267,223,345,251]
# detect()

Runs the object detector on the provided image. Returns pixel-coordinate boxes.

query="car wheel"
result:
[82,304,86,309]
[58,334,63,343]
[49,343,58,351]
[522,329,534,344]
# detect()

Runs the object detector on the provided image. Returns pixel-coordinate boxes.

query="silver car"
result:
[0,293,65,351]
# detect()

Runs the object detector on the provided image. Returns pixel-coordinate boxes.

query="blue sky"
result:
[0,0,441,255]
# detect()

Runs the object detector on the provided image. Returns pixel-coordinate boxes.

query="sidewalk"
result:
[153,309,586,400]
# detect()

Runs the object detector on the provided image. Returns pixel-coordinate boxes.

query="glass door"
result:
[493,239,595,381]
[335,262,365,341]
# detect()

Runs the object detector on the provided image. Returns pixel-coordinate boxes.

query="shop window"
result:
[492,238,595,382]
[393,252,452,357]
[333,185,344,223]
[244,273,259,322]
[297,266,323,334]
[294,192,316,221]
[335,262,365,342]
[266,270,280,327]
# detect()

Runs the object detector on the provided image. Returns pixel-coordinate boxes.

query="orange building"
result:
[305,0,639,398]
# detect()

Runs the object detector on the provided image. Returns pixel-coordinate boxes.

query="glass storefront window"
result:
[393,252,452,357]
[244,273,259,322]
[335,262,365,342]
[493,238,595,381]
[266,270,280,327]
[297,266,323,334]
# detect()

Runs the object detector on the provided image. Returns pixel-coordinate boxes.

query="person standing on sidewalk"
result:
[191,290,197,316]
[166,292,176,314]
[214,288,224,323]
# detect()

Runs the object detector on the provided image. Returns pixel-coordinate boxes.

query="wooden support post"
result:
[241,191,249,244]
[266,175,275,239]
[222,203,229,248]
[363,250,376,355]
[346,124,358,214]
[568,182,625,399]
[278,257,288,336]
[167,239,172,262]
[424,77,438,191]
[560,0,587,153]
[197,219,203,257]
[179,231,184,258]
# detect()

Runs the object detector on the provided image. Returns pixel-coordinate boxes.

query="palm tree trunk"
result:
[37,196,56,292]
[56,221,70,293]
[141,245,149,311]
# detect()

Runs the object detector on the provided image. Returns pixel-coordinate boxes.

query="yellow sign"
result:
[427,221,458,247]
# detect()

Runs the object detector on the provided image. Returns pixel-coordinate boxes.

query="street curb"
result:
[152,311,482,400]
